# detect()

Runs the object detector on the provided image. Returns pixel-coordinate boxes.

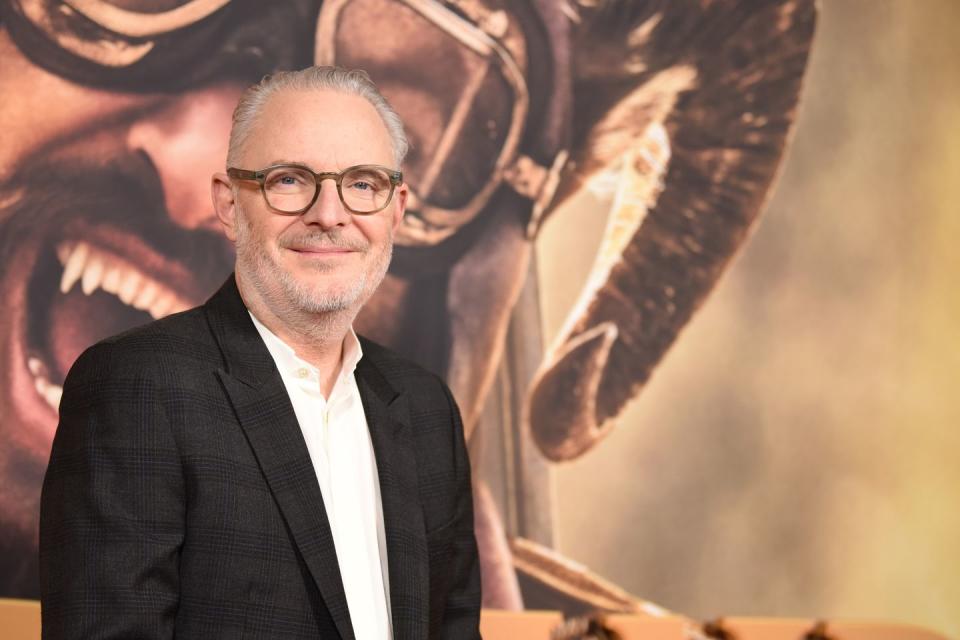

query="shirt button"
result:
[295,367,309,379]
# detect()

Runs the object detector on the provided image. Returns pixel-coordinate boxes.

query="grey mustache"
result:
[281,232,367,252]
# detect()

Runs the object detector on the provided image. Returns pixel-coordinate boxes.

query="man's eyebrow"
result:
[266,159,308,167]
[265,160,355,172]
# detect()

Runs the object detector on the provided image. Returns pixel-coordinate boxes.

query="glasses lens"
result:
[263,166,316,212]
[341,167,394,213]
[323,0,516,211]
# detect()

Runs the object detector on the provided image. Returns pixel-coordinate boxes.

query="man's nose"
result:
[126,83,244,232]
[300,179,352,229]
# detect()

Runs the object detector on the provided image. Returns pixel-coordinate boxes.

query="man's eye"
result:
[267,171,309,189]
[345,172,389,193]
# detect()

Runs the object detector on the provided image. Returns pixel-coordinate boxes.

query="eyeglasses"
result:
[227,164,403,215]
[316,0,534,244]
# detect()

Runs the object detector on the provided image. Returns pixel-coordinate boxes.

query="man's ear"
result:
[211,172,238,242]
[391,182,407,231]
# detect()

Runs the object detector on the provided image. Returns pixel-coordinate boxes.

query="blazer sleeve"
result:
[434,381,483,639]
[40,342,184,640]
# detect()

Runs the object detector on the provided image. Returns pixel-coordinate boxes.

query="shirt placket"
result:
[294,365,334,494]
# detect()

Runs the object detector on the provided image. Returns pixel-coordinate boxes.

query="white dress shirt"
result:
[250,313,392,640]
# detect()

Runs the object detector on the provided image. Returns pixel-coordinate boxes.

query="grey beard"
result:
[233,203,393,318]
[272,254,369,314]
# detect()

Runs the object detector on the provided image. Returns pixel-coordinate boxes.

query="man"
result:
[39,66,482,639]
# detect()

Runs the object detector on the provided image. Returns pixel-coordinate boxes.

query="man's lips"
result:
[281,231,367,256]
[291,247,356,255]
[284,239,366,259]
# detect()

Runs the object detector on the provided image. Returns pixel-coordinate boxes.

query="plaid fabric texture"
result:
[40,276,482,639]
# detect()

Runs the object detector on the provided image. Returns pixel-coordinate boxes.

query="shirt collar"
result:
[248,310,363,388]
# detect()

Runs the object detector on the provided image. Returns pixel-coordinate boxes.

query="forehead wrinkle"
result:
[247,91,395,170]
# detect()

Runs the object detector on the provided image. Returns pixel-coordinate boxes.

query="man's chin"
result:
[247,262,370,318]
[289,281,365,316]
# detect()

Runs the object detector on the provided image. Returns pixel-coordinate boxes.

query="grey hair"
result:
[226,66,409,168]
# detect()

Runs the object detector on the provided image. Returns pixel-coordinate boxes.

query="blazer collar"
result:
[356,348,429,638]
[204,276,354,638]
[204,276,428,638]
[202,275,277,387]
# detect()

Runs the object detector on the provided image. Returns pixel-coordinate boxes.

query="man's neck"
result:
[237,276,356,396]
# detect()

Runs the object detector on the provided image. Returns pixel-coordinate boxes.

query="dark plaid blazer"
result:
[39,276,481,639]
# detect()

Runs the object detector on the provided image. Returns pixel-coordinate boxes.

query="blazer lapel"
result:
[356,351,429,640]
[204,277,355,640]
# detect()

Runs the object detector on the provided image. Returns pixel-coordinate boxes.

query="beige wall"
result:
[538,1,960,637]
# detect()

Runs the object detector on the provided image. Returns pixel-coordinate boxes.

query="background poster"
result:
[544,2,959,636]
[0,1,955,638]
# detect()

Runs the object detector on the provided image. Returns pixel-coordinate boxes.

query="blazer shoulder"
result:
[66,306,219,387]
[356,337,467,451]
[108,304,214,350]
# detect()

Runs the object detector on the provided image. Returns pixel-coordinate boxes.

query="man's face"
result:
[216,89,405,321]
